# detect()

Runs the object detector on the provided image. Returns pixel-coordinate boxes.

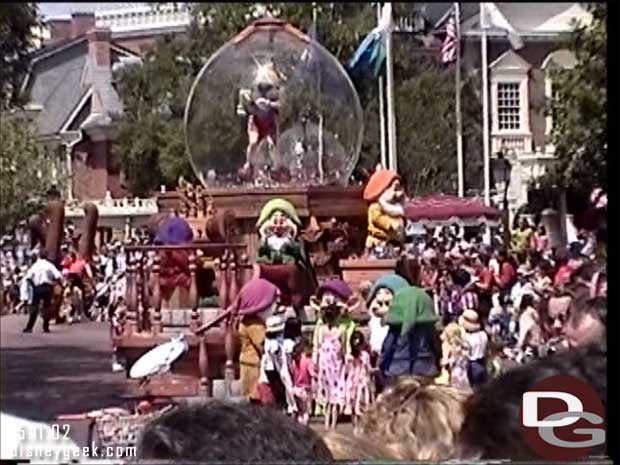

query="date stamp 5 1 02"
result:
[18,424,71,442]
[11,423,136,461]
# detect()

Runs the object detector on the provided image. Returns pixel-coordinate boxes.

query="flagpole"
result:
[385,3,398,172]
[481,2,491,206]
[377,2,387,168]
[313,4,324,184]
[455,2,464,198]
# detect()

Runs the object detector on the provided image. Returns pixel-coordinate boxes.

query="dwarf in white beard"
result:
[256,198,303,265]
[363,168,406,258]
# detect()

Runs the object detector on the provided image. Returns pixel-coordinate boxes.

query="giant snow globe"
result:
[184,18,363,188]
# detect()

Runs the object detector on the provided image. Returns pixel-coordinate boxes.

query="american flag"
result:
[441,15,457,64]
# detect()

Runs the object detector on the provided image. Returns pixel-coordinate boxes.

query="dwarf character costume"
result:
[154,216,194,304]
[233,278,280,399]
[311,279,357,415]
[255,198,316,308]
[363,169,405,252]
[378,286,440,384]
[366,274,409,355]
[256,198,304,265]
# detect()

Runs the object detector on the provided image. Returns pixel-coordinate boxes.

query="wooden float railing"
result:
[117,243,250,398]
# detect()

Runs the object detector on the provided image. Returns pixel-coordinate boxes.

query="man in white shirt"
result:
[23,251,62,333]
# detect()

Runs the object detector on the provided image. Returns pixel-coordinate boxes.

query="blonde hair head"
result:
[358,376,469,461]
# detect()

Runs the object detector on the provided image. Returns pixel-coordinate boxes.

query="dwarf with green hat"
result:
[378,286,440,388]
[256,198,304,266]
[365,273,409,356]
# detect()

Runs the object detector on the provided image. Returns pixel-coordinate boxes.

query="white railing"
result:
[491,133,533,155]
[65,195,159,217]
[95,3,191,34]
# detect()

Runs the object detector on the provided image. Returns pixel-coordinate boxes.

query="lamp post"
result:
[492,151,512,248]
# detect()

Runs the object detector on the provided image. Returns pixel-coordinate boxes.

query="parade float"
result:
[113,18,372,400]
[111,14,505,398]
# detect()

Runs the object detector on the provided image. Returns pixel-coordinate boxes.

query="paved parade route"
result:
[0,315,127,446]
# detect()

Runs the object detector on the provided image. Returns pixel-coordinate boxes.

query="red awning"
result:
[405,194,501,224]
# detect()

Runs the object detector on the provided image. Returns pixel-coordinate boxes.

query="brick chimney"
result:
[45,12,96,42]
[48,18,72,41]
[71,12,96,39]
[86,28,112,68]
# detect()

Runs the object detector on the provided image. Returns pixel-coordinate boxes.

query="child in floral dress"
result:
[337,331,373,428]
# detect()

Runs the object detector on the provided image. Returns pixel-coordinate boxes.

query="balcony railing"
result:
[95,3,191,33]
[65,195,159,217]
[491,133,533,154]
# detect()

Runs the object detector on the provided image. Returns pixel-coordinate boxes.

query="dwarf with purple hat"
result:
[310,279,357,429]
[233,278,281,400]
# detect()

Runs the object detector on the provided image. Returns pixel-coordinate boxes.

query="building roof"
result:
[26,34,134,137]
[28,41,89,136]
[460,2,590,36]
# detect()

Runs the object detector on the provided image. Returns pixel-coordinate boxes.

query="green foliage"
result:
[546,3,606,197]
[115,2,377,193]
[0,3,39,110]
[0,116,55,233]
[358,42,483,196]
[115,2,480,197]
[395,65,482,195]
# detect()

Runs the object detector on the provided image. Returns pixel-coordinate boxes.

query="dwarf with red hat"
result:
[363,168,406,257]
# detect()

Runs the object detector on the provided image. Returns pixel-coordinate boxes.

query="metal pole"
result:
[503,185,511,247]
[385,3,398,172]
[65,144,73,200]
[313,4,324,184]
[455,2,464,197]
[377,2,387,168]
[481,3,491,206]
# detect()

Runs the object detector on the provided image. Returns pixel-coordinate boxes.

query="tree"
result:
[0,116,56,233]
[116,3,478,196]
[0,3,39,110]
[115,3,377,193]
[546,3,606,197]
[356,39,483,196]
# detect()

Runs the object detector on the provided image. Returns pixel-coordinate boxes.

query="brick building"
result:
[24,4,191,203]
[449,3,591,216]
[26,2,590,221]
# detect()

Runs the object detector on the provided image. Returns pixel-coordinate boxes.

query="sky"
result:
[37,3,147,18]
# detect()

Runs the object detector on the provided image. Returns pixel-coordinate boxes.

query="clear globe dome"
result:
[184,18,363,188]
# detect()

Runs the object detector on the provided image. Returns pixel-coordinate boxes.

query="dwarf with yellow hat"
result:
[363,168,406,257]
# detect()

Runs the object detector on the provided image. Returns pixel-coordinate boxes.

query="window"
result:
[497,82,521,131]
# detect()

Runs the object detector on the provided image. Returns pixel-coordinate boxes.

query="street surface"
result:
[0,314,346,448]
[0,314,126,447]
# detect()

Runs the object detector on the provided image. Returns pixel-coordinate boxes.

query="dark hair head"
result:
[568,293,607,329]
[395,257,420,286]
[137,401,334,461]
[39,250,48,260]
[283,317,302,340]
[455,343,607,460]
[519,293,535,311]
[350,330,366,356]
